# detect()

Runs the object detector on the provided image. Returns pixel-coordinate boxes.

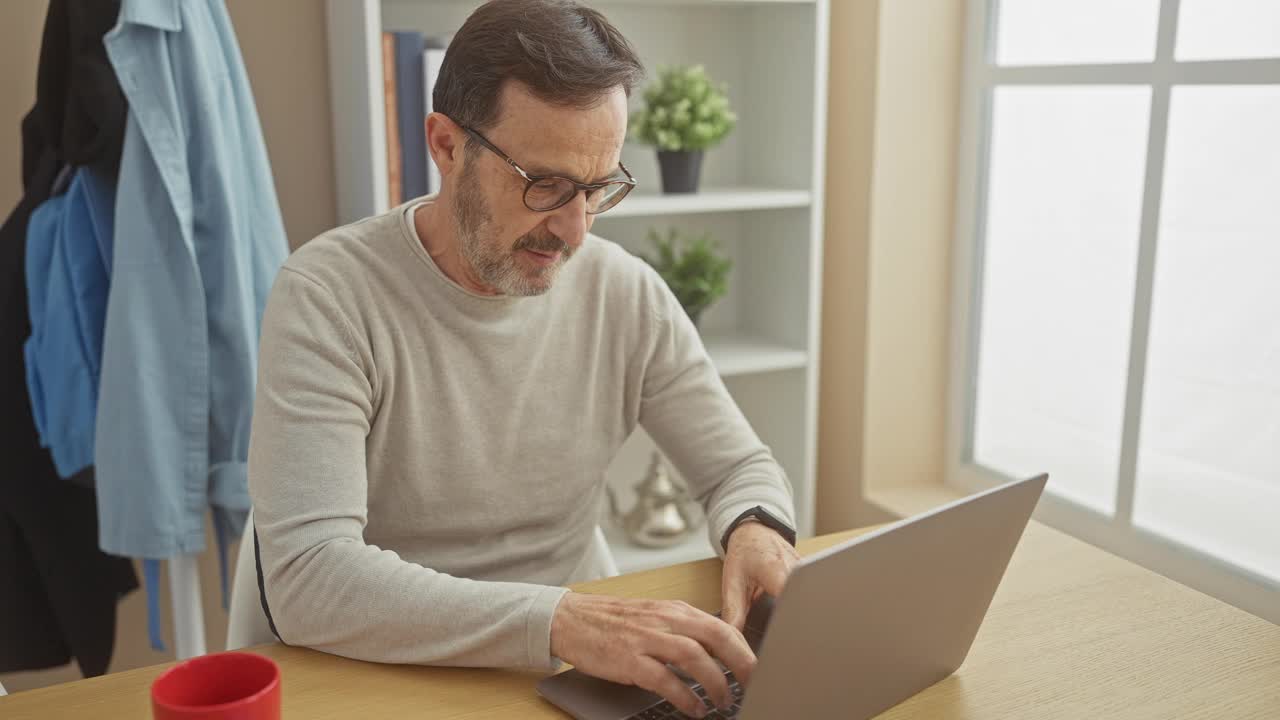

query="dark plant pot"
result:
[657,150,704,194]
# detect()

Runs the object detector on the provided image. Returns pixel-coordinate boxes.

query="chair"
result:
[226,509,275,651]
[591,524,620,578]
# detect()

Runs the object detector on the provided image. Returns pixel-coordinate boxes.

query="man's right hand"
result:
[550,592,756,718]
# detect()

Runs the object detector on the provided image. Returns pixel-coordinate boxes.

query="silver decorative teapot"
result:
[607,452,704,548]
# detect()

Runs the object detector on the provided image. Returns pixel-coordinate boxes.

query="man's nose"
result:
[545,191,588,250]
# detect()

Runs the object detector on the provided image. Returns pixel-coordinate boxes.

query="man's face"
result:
[451,82,629,296]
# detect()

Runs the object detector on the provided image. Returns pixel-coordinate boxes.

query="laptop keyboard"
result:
[626,672,745,719]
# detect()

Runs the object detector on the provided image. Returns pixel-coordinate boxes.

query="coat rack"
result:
[169,554,207,659]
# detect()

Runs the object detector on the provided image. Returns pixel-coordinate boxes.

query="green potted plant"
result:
[630,65,736,194]
[639,227,732,328]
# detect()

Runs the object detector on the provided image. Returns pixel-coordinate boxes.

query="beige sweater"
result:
[248,200,794,671]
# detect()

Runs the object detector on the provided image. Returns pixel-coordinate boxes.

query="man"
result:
[249,1,797,716]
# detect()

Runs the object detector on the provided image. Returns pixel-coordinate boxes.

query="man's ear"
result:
[425,112,464,178]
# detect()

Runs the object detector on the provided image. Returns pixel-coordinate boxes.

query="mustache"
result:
[514,232,569,256]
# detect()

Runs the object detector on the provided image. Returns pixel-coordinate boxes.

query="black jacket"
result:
[0,0,137,678]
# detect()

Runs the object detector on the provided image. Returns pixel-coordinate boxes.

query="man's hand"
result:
[550,593,755,718]
[720,520,801,632]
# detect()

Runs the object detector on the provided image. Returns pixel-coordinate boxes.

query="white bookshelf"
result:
[326,0,829,574]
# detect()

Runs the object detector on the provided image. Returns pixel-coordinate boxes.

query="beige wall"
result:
[816,0,880,533]
[228,0,337,249]
[817,0,966,531]
[0,0,335,693]
[0,2,44,211]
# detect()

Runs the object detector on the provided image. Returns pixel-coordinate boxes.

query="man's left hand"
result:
[720,520,801,631]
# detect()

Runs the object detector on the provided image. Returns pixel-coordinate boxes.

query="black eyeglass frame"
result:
[461,126,637,214]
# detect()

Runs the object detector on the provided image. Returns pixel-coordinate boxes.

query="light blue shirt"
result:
[97,0,286,566]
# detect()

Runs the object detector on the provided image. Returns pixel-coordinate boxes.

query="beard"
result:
[453,158,574,297]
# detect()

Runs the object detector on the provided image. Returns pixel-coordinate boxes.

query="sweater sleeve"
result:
[635,265,797,557]
[248,268,567,670]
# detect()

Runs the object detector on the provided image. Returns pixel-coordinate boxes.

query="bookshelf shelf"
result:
[603,187,811,219]
[707,335,808,377]
[326,0,829,567]
[602,519,716,575]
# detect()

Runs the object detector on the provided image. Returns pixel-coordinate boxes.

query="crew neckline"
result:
[398,199,522,304]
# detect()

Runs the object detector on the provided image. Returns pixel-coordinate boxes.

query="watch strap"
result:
[720,505,797,553]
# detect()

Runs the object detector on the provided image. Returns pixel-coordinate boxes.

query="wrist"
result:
[726,517,764,548]
[549,591,575,660]
[720,505,797,553]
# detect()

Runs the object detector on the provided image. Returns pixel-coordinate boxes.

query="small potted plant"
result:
[640,227,732,329]
[630,65,736,194]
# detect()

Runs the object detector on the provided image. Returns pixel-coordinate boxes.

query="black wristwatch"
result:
[720,505,797,553]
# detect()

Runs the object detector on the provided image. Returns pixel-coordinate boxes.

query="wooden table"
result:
[4,522,1278,719]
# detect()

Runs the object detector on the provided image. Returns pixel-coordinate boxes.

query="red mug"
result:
[151,651,281,720]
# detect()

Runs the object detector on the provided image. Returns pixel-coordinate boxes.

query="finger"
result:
[720,566,750,631]
[651,635,733,712]
[633,655,707,718]
[669,606,757,688]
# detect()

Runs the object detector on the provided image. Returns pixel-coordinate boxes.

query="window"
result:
[951,0,1280,619]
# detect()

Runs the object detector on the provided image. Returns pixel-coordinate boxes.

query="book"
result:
[423,39,449,194]
[391,31,428,200]
[381,31,402,206]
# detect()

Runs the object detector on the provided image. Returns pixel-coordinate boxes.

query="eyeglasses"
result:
[461,126,636,215]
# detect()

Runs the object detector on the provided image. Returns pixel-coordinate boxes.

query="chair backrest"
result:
[591,524,619,578]
[226,508,276,651]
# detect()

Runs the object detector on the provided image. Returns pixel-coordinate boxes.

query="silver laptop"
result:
[538,473,1048,719]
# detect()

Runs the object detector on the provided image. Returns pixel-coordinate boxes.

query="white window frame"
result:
[947,0,1280,624]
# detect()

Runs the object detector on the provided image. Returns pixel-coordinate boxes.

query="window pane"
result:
[995,0,1159,66]
[1134,86,1280,582]
[1176,0,1280,61]
[973,87,1152,514]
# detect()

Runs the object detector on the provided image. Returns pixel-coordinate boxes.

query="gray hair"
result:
[433,0,645,134]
